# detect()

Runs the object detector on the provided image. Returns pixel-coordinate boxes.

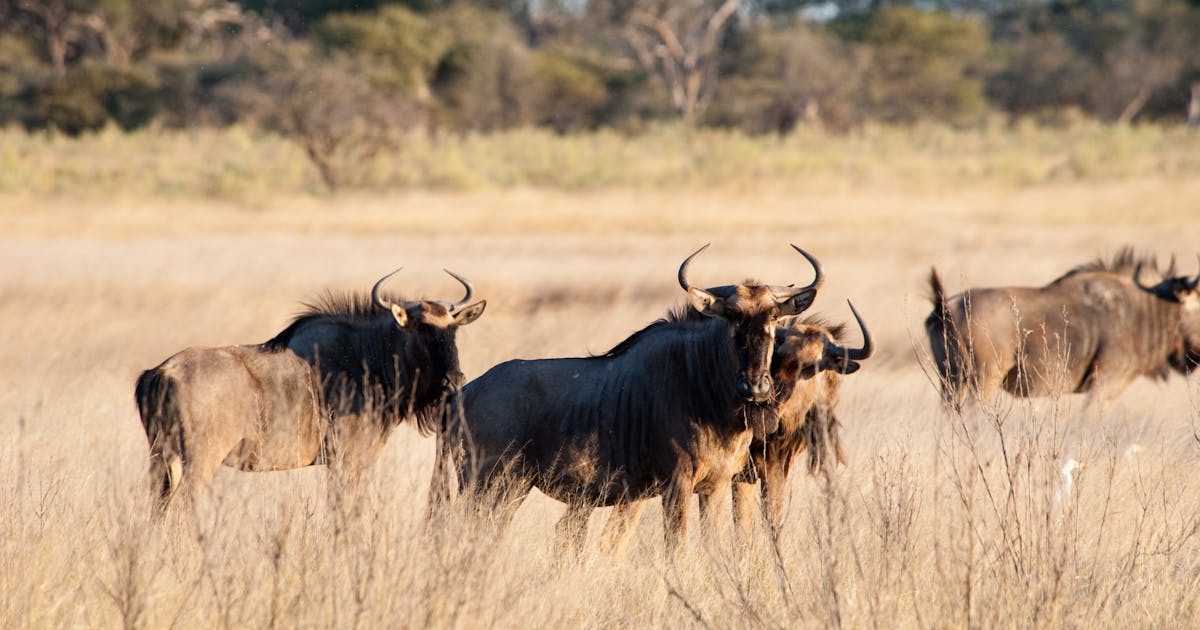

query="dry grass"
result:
[2,121,1198,199]
[2,137,1200,627]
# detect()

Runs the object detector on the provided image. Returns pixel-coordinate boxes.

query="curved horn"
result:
[371,267,403,310]
[678,243,711,292]
[1132,262,1159,294]
[825,300,874,362]
[770,244,824,300]
[443,268,475,310]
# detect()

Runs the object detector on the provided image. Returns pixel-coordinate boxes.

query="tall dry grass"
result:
[1,121,1197,199]
[2,129,1200,627]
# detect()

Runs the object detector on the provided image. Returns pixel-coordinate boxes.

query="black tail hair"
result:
[135,368,185,510]
[924,267,962,408]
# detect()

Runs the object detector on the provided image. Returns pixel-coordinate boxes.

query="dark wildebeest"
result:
[599,304,873,552]
[433,244,823,555]
[926,250,1200,408]
[135,269,486,511]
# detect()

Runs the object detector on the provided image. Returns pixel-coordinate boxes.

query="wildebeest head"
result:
[678,244,823,403]
[773,301,874,393]
[371,268,487,395]
[1133,258,1200,373]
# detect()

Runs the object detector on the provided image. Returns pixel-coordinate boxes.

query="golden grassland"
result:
[2,126,1200,627]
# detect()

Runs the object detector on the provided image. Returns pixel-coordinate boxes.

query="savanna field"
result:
[3,124,1200,628]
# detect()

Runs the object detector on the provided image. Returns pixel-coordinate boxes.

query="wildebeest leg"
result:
[426,431,455,519]
[731,481,760,544]
[662,476,694,557]
[697,489,730,546]
[147,446,183,516]
[555,501,592,560]
[760,461,788,540]
[599,500,647,558]
[183,440,237,510]
[965,346,1003,406]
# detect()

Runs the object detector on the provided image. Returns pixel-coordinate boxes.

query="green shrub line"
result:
[1,121,1196,200]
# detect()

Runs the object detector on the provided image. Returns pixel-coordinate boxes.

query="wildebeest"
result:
[599,304,873,551]
[926,249,1200,407]
[135,269,486,511]
[731,303,872,539]
[433,244,824,554]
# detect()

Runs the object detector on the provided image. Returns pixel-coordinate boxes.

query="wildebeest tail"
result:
[924,268,963,406]
[135,367,185,510]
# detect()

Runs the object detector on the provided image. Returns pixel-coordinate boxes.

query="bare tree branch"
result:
[622,0,742,121]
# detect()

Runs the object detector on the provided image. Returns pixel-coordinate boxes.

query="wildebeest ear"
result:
[827,359,860,375]
[453,300,486,326]
[389,303,409,327]
[687,287,724,317]
[777,289,816,316]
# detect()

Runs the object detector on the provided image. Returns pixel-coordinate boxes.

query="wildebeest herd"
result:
[135,245,1200,553]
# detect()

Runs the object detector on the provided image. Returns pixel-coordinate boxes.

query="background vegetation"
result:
[2,0,1199,189]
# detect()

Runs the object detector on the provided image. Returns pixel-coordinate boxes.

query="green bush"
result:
[17,62,161,135]
[426,5,536,131]
[530,50,610,132]
[863,6,989,125]
[315,5,449,93]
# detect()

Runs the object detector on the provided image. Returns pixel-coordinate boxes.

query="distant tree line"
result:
[2,0,1197,186]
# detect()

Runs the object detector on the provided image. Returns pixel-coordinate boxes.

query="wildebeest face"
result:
[691,285,807,402]
[1135,260,1200,371]
[373,267,486,393]
[401,300,487,391]
[1174,285,1200,370]
[773,303,873,399]
[679,244,824,403]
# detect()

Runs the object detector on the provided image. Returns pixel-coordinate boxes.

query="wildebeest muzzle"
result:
[737,373,773,403]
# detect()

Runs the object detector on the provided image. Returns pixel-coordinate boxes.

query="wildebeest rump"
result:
[600,303,873,550]
[926,249,1200,407]
[135,269,486,511]
[433,244,824,554]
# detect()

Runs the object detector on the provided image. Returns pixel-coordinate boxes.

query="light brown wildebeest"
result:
[731,303,872,539]
[598,303,873,552]
[926,249,1200,408]
[135,269,486,512]
[431,244,824,555]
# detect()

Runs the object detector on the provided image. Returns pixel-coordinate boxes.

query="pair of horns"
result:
[677,243,824,302]
[1133,256,1200,295]
[372,268,476,311]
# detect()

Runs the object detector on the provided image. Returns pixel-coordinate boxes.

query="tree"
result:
[861,6,988,124]
[708,19,867,133]
[241,43,421,189]
[621,0,742,121]
[1,0,111,75]
[988,0,1199,123]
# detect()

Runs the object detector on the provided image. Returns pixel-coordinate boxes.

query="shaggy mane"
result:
[783,314,849,342]
[261,290,408,351]
[597,303,710,358]
[1049,247,1163,285]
